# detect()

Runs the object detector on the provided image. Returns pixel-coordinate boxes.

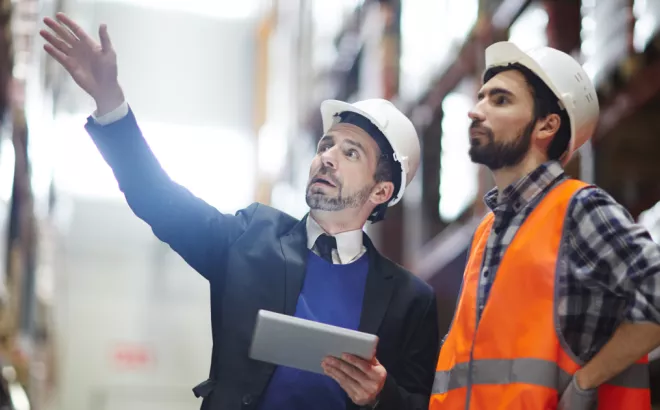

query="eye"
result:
[317,144,330,154]
[345,149,360,159]
[493,95,509,105]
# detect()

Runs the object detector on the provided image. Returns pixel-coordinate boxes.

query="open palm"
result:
[40,13,121,106]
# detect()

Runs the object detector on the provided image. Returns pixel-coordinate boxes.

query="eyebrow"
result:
[477,87,515,100]
[344,138,367,154]
[321,133,368,155]
[319,134,334,145]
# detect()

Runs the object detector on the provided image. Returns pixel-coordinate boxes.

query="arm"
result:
[566,187,660,389]
[323,292,440,409]
[577,322,660,389]
[86,107,257,279]
[40,13,256,279]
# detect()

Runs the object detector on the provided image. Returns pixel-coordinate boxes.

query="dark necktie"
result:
[314,234,337,263]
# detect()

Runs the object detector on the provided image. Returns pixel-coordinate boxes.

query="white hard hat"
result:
[484,41,600,164]
[320,98,420,206]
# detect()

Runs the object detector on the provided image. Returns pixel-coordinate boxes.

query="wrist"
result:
[94,85,125,117]
[365,396,380,409]
[575,370,597,391]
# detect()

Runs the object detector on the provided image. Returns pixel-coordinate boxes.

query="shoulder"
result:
[240,202,302,234]
[570,185,622,210]
[567,185,634,224]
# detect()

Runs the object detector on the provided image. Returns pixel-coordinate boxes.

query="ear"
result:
[370,181,395,206]
[535,113,561,143]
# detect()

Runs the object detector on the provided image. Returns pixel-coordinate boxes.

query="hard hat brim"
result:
[320,99,386,135]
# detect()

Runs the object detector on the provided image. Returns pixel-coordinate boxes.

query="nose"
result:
[468,102,486,123]
[320,146,338,170]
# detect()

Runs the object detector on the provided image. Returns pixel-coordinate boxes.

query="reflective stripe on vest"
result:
[432,359,650,395]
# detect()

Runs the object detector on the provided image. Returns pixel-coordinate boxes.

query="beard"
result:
[305,167,373,211]
[468,119,535,170]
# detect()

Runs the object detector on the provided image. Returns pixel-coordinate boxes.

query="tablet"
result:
[248,309,379,374]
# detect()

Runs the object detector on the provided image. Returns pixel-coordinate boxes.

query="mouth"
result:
[311,176,337,188]
[469,128,493,146]
[469,128,488,139]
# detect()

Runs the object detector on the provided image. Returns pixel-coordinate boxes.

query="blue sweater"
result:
[258,250,370,410]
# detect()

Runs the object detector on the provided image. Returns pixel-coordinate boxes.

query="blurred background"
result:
[0,0,655,409]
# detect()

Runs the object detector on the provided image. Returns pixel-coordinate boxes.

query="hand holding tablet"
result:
[249,309,379,374]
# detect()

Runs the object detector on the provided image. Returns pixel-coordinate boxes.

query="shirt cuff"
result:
[92,101,129,125]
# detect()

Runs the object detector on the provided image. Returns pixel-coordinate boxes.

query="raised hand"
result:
[40,12,124,115]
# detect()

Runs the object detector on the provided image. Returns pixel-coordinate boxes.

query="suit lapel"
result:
[280,216,309,315]
[358,234,396,335]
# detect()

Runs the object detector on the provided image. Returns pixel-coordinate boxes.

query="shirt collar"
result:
[484,161,565,212]
[306,215,364,263]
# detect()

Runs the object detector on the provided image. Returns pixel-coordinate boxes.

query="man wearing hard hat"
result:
[430,41,660,409]
[41,13,440,410]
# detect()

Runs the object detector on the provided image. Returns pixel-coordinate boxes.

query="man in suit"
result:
[40,13,439,410]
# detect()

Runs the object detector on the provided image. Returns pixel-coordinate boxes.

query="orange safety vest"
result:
[430,179,651,410]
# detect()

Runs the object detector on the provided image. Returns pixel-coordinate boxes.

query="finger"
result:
[325,371,358,402]
[56,13,95,46]
[43,44,74,72]
[324,358,369,387]
[338,361,372,383]
[323,364,361,396]
[342,354,373,374]
[323,359,361,385]
[98,24,113,53]
[44,17,77,45]
[329,356,369,381]
[39,29,72,55]
[325,366,373,406]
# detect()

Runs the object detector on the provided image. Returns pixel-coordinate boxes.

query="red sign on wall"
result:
[110,343,155,370]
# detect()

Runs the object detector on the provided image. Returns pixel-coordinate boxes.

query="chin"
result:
[308,186,325,196]
[468,147,480,161]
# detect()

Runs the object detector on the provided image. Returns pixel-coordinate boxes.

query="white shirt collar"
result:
[306,215,365,264]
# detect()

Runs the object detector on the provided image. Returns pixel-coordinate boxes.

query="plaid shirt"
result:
[477,161,660,363]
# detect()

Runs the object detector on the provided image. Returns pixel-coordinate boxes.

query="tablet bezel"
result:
[248,309,379,375]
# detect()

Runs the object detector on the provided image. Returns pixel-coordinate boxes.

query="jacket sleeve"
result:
[375,292,440,410]
[84,108,257,281]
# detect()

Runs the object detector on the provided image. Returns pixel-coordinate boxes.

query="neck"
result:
[491,154,544,194]
[309,209,366,235]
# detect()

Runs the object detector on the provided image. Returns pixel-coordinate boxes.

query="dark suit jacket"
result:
[85,109,440,410]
